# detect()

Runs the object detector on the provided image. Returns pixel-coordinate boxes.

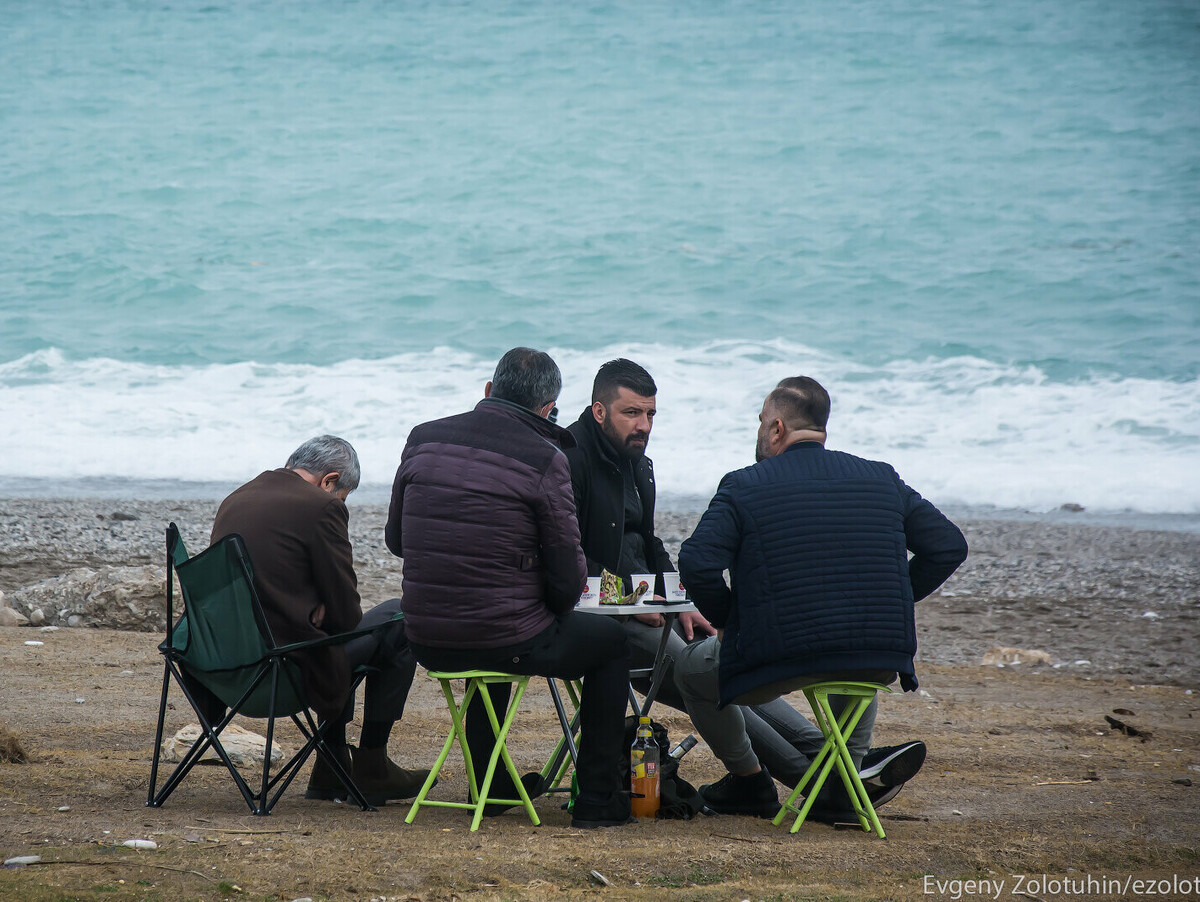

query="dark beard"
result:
[601,420,647,459]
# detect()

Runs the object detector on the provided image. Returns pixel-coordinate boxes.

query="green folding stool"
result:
[773,681,892,838]
[405,671,541,832]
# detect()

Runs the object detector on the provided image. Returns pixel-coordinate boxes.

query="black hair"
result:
[591,358,657,405]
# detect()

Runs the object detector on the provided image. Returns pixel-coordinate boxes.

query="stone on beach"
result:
[7,566,166,631]
[162,722,285,768]
[981,645,1055,667]
[0,604,28,627]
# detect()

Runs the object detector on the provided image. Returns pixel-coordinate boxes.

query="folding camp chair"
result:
[146,523,387,816]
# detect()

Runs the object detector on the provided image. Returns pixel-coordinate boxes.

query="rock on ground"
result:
[162,722,284,767]
[7,565,166,631]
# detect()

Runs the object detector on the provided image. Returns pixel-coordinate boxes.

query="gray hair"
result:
[489,347,562,412]
[285,435,361,493]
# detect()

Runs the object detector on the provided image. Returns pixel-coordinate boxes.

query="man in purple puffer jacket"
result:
[386,347,633,829]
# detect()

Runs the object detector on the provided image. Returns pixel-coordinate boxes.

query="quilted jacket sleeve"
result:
[536,451,588,616]
[678,473,741,627]
[900,479,969,601]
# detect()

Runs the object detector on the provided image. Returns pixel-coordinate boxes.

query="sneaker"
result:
[304,744,354,801]
[699,767,780,818]
[859,741,926,787]
[571,792,635,829]
[866,782,902,809]
[807,779,903,825]
[807,781,858,825]
[349,745,433,805]
[481,771,547,816]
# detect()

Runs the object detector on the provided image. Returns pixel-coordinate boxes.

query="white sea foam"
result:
[3,343,1198,513]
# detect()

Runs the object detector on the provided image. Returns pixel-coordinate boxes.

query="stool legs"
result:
[539,678,582,794]
[773,681,888,838]
[405,672,541,832]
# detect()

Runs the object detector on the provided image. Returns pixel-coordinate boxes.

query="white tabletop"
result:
[575,599,697,615]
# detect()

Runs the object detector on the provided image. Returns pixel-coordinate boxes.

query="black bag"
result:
[621,715,703,820]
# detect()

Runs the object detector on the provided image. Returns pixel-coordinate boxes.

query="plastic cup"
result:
[665,576,688,604]
[579,576,602,605]
[630,573,656,602]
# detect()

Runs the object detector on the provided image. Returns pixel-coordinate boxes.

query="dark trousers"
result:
[411,612,630,798]
[338,597,416,731]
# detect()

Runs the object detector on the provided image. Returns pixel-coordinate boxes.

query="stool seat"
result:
[773,680,891,838]
[405,670,540,832]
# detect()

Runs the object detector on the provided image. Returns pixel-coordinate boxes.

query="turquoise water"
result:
[2,1,1198,511]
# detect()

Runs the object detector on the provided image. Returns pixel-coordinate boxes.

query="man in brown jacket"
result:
[209,435,428,806]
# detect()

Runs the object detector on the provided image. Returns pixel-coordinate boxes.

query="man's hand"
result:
[678,610,717,641]
[633,612,665,627]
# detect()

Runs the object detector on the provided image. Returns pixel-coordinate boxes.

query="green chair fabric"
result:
[405,671,540,832]
[147,523,385,816]
[773,681,891,838]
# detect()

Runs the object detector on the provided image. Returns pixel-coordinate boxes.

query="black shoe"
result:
[304,744,354,801]
[807,780,901,825]
[859,741,926,787]
[866,782,902,809]
[699,767,780,818]
[481,771,546,817]
[806,781,858,825]
[571,792,635,829]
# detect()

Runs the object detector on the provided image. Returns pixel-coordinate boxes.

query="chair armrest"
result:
[269,612,404,656]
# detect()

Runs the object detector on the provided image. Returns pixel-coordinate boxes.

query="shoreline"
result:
[1,476,1198,533]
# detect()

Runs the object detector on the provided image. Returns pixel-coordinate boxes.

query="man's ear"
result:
[319,472,340,493]
[769,416,787,448]
[484,380,493,398]
[591,400,606,425]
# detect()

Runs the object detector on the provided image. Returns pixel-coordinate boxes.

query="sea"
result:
[2,1,1198,526]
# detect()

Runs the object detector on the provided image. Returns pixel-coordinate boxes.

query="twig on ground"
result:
[23,859,215,883]
[710,832,769,844]
[1034,779,1098,786]
[184,825,291,834]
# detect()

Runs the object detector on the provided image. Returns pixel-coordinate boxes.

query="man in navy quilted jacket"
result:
[677,377,968,821]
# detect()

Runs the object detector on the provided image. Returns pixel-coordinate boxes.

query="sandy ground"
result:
[1,499,1198,901]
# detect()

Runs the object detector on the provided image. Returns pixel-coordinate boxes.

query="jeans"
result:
[674,635,893,787]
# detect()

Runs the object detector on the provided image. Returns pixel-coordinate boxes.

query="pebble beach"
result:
[1,495,1196,688]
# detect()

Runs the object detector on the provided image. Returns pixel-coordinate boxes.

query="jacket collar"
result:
[780,440,825,456]
[573,406,626,469]
[476,397,577,449]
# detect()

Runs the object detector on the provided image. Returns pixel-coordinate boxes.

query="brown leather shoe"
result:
[350,745,433,805]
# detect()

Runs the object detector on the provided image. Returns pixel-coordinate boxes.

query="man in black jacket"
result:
[564,359,716,712]
[677,377,968,820]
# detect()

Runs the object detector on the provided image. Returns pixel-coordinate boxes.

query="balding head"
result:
[756,377,830,461]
